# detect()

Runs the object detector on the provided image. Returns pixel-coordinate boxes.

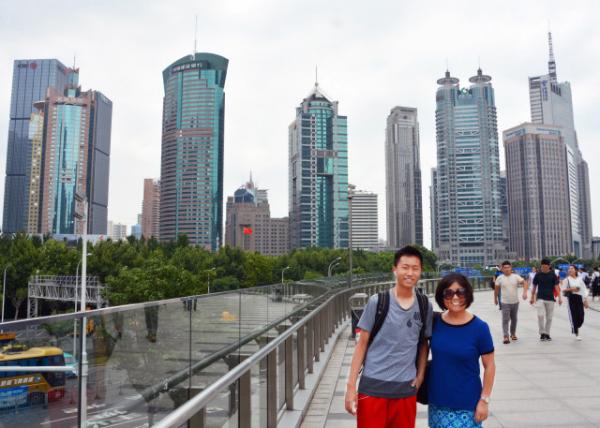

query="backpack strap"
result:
[415,289,429,343]
[367,291,390,347]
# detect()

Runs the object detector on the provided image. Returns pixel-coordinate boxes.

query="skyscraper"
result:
[3,59,71,233]
[432,69,505,266]
[288,82,349,249]
[225,177,289,255]
[528,33,593,257]
[27,69,112,235]
[141,178,160,239]
[350,189,378,250]
[385,106,423,248]
[503,123,572,260]
[160,53,228,250]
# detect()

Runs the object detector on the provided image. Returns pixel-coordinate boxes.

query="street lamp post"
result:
[348,185,355,288]
[206,267,216,294]
[1,265,9,332]
[328,257,341,277]
[74,193,89,428]
[281,266,291,284]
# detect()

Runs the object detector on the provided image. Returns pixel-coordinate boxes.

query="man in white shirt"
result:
[528,266,538,299]
[494,261,528,344]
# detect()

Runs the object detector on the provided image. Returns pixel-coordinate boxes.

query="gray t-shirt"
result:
[357,289,433,398]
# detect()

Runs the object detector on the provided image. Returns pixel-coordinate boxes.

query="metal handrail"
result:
[152,281,393,428]
[152,285,348,428]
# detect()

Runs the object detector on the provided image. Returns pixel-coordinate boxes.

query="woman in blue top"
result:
[429,273,496,428]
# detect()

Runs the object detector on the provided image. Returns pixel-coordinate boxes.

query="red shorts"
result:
[357,393,416,428]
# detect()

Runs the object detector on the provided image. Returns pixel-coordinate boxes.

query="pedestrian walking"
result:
[592,267,600,302]
[345,245,433,428]
[428,273,496,428]
[528,266,538,299]
[562,265,588,340]
[530,259,562,341]
[494,261,528,344]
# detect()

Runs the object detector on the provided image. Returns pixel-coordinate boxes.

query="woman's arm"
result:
[474,352,495,423]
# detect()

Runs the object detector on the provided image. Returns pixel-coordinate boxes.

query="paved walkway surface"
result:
[301,290,600,428]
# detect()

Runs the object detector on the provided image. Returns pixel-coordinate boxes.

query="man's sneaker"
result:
[545,335,552,341]
[540,334,547,341]
[576,335,582,341]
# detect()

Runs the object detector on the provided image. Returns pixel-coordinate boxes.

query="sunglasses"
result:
[443,288,467,299]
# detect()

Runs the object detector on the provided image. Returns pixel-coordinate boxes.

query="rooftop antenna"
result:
[315,65,318,87]
[73,53,76,70]
[193,15,198,56]
[548,28,557,81]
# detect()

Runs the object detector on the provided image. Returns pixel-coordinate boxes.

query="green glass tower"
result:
[289,82,349,249]
[160,53,228,250]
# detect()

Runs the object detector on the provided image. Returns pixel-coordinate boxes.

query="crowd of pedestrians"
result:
[344,246,596,428]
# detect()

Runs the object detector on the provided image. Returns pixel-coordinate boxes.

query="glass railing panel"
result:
[0,316,80,427]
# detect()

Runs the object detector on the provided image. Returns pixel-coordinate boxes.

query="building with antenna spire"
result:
[528,32,593,257]
[431,68,506,266]
[288,80,349,249]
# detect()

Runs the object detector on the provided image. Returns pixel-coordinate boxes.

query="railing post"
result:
[298,324,306,389]
[239,355,251,428]
[267,348,277,428]
[320,308,326,351]
[188,387,206,428]
[314,312,321,361]
[306,318,314,372]
[285,336,294,410]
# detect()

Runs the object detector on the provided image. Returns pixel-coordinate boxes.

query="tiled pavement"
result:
[301,290,600,428]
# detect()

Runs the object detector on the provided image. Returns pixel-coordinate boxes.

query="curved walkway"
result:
[302,290,600,428]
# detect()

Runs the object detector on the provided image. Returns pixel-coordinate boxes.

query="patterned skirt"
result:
[429,404,483,428]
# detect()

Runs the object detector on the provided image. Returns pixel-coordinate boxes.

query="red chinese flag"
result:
[243,227,253,235]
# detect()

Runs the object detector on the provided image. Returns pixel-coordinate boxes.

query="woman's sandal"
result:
[511,335,518,341]
[503,336,510,344]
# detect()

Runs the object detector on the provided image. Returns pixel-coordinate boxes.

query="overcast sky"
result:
[1,0,599,248]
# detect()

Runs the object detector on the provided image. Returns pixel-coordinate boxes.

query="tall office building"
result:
[108,220,127,241]
[503,123,572,260]
[350,189,378,250]
[225,177,289,255]
[432,69,505,266]
[528,33,593,257]
[289,82,349,249]
[3,59,72,233]
[27,69,112,235]
[160,53,228,250]
[430,168,438,251]
[385,106,423,248]
[141,178,160,239]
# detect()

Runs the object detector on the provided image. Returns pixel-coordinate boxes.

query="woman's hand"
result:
[474,399,489,423]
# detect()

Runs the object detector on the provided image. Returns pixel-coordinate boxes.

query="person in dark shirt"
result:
[530,258,562,341]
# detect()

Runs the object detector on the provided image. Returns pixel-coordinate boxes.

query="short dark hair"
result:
[393,245,423,267]
[435,273,474,310]
[540,258,551,266]
[501,260,512,267]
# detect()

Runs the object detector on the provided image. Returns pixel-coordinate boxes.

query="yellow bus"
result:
[0,345,67,408]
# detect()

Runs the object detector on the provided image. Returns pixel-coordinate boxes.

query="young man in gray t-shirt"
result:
[345,246,433,427]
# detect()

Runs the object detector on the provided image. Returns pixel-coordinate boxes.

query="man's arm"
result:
[345,329,369,415]
[412,340,428,389]
[494,284,500,305]
[521,277,528,300]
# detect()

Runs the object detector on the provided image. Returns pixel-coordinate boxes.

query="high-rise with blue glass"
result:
[289,82,349,249]
[432,69,506,266]
[160,53,228,250]
[2,59,72,233]
[30,69,112,235]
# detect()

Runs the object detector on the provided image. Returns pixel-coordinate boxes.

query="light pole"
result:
[1,265,9,331]
[281,266,291,284]
[74,192,89,428]
[206,267,216,294]
[328,257,341,277]
[348,184,355,288]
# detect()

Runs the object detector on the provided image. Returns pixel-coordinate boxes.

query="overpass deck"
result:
[302,291,600,428]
